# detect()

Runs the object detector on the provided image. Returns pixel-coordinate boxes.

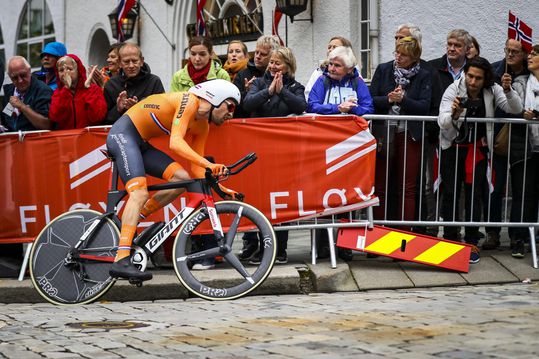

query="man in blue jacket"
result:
[32,41,67,91]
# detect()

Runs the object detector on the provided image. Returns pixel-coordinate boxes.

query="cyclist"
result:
[106,79,241,281]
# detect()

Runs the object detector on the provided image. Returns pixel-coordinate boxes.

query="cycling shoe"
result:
[109,257,153,281]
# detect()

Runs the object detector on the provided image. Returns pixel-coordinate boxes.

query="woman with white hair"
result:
[304,36,354,99]
[307,46,373,116]
[306,46,373,262]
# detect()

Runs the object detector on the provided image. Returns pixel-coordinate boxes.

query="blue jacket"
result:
[32,67,58,91]
[307,68,374,116]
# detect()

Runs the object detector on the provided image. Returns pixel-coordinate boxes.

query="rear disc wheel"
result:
[29,210,118,305]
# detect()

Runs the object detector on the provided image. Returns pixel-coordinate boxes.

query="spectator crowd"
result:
[2,24,539,266]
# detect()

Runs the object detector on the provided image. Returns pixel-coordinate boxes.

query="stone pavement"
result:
[1,230,538,304]
[1,284,538,358]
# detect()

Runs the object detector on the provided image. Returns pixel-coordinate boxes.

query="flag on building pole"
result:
[196,0,207,36]
[508,11,533,53]
[117,0,137,42]
[272,6,285,46]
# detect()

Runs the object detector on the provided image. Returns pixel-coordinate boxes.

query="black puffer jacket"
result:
[233,61,265,119]
[243,71,306,118]
[369,60,433,141]
[103,63,165,124]
[428,54,458,94]
[492,58,529,83]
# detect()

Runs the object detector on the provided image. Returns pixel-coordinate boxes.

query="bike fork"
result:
[205,201,245,255]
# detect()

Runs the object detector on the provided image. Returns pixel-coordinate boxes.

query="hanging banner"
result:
[0,115,376,239]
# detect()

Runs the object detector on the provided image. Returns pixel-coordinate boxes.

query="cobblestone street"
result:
[1,283,538,358]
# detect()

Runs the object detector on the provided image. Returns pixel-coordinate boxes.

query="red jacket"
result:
[49,54,107,129]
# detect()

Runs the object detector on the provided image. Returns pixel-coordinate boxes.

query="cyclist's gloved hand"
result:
[207,163,229,177]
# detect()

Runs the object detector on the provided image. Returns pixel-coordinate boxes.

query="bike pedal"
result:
[128,278,143,287]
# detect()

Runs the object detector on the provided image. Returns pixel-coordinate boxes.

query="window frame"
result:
[358,0,375,82]
[16,0,56,71]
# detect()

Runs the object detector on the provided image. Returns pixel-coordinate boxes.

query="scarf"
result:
[187,59,212,85]
[525,74,539,142]
[393,61,420,88]
[223,58,248,82]
[389,61,420,116]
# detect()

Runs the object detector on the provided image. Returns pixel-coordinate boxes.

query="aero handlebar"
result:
[204,152,257,200]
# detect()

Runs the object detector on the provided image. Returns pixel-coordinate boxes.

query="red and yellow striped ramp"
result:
[337,226,472,273]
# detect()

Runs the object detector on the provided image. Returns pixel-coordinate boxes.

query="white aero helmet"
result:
[188,79,241,107]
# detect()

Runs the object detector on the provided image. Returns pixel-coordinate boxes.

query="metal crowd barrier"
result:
[367,114,538,268]
[275,115,538,270]
[2,116,538,271]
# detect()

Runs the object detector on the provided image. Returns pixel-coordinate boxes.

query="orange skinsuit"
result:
[112,92,235,263]
[127,92,211,178]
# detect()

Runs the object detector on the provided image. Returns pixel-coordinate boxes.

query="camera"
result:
[459,97,482,109]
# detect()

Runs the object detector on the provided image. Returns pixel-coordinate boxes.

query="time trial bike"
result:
[29,152,276,305]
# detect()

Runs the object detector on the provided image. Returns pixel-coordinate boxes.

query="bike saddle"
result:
[100,149,114,160]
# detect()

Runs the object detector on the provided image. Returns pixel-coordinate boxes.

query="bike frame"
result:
[74,156,227,264]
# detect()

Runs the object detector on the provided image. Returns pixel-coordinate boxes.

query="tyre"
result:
[173,201,276,300]
[29,210,119,305]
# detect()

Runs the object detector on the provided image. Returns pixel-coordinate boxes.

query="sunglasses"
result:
[224,100,236,113]
[504,48,523,56]
[9,72,30,81]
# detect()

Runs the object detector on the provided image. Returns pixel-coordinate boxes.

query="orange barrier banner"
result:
[0,115,376,239]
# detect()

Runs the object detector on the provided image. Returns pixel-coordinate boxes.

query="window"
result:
[16,0,56,70]
[187,0,263,46]
[358,0,372,80]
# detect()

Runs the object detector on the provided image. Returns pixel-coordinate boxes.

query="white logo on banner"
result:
[69,145,110,189]
[325,131,376,175]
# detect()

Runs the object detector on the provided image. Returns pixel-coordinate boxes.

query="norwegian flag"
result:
[508,11,533,53]
[116,0,137,42]
[196,0,207,36]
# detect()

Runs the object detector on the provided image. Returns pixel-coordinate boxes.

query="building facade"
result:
[0,0,538,91]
